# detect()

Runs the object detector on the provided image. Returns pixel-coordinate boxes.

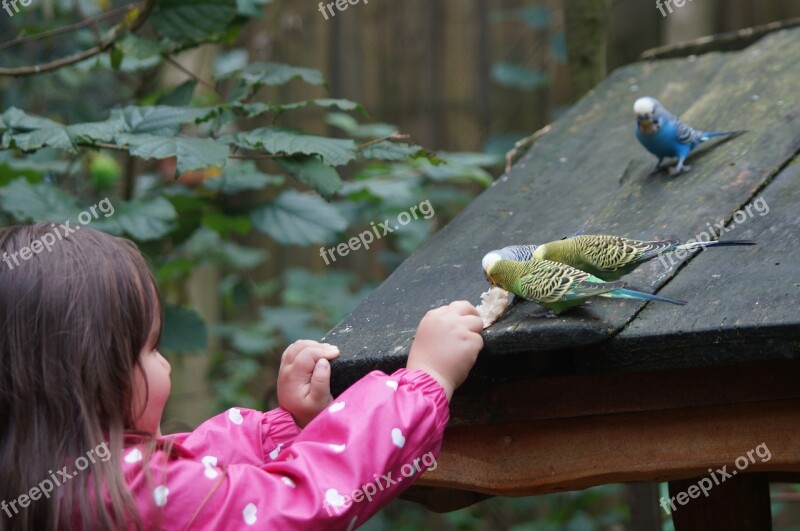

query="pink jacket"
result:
[121,369,449,530]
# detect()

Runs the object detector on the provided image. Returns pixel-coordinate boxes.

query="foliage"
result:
[364,485,629,530]
[0,0,497,412]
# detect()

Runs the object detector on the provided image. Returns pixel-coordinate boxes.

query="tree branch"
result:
[0,0,155,77]
[356,133,412,151]
[0,4,133,52]
[162,55,219,95]
[640,16,800,60]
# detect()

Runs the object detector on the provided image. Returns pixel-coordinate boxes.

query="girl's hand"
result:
[277,340,341,428]
[406,301,484,401]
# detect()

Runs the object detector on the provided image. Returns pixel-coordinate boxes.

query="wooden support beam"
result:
[416,398,800,497]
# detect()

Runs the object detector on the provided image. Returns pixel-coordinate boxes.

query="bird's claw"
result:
[668,164,690,176]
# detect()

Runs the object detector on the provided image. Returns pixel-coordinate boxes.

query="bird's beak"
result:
[637,115,655,133]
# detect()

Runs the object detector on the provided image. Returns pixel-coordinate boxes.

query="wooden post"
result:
[627,483,661,531]
[667,474,772,530]
[563,0,609,100]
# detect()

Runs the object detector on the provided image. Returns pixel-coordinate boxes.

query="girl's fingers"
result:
[284,345,340,388]
[307,358,332,404]
[282,341,338,367]
[449,300,480,316]
[316,345,341,360]
[464,314,484,333]
[281,339,324,365]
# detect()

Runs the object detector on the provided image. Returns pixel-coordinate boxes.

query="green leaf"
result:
[161,304,208,353]
[151,0,238,43]
[91,197,177,241]
[419,158,494,186]
[113,106,210,135]
[236,0,272,17]
[110,48,124,70]
[115,133,229,173]
[440,151,503,168]
[214,49,250,79]
[214,322,278,356]
[202,212,251,235]
[278,156,343,198]
[360,141,423,161]
[326,113,396,139]
[0,179,78,221]
[491,63,549,90]
[0,164,41,186]
[67,116,128,144]
[281,268,372,324]
[10,127,75,153]
[1,107,63,132]
[0,109,74,152]
[260,307,326,342]
[181,227,266,269]
[87,51,162,73]
[115,33,162,60]
[340,177,418,203]
[238,98,365,118]
[233,128,356,167]
[249,190,347,245]
[0,152,68,185]
[156,257,196,283]
[203,160,283,193]
[156,80,199,106]
[225,62,326,87]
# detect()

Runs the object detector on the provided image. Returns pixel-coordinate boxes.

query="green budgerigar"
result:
[492,234,755,282]
[481,254,687,314]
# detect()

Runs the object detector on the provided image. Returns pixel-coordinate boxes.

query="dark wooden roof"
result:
[325,28,800,399]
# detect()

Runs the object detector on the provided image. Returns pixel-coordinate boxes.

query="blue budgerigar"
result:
[634,97,743,175]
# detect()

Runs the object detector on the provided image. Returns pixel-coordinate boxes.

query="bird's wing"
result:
[518,259,620,302]
[633,239,682,262]
[576,235,676,270]
[673,117,704,145]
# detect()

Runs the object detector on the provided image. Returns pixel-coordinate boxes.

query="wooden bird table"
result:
[325,28,800,530]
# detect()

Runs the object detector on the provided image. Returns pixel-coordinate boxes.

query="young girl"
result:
[0,223,483,530]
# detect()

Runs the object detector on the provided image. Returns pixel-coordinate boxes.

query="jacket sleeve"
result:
[168,406,301,466]
[123,369,448,531]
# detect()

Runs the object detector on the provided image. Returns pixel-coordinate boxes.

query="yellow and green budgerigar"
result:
[492,234,755,282]
[481,253,687,314]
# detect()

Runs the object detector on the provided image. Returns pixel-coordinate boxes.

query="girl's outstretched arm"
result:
[168,406,301,467]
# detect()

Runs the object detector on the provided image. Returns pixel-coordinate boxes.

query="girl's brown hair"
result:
[0,223,163,530]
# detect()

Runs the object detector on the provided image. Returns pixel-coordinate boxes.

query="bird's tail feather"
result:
[702,130,746,139]
[677,240,756,250]
[602,288,687,305]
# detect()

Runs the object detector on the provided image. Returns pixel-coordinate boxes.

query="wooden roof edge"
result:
[639,16,800,61]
